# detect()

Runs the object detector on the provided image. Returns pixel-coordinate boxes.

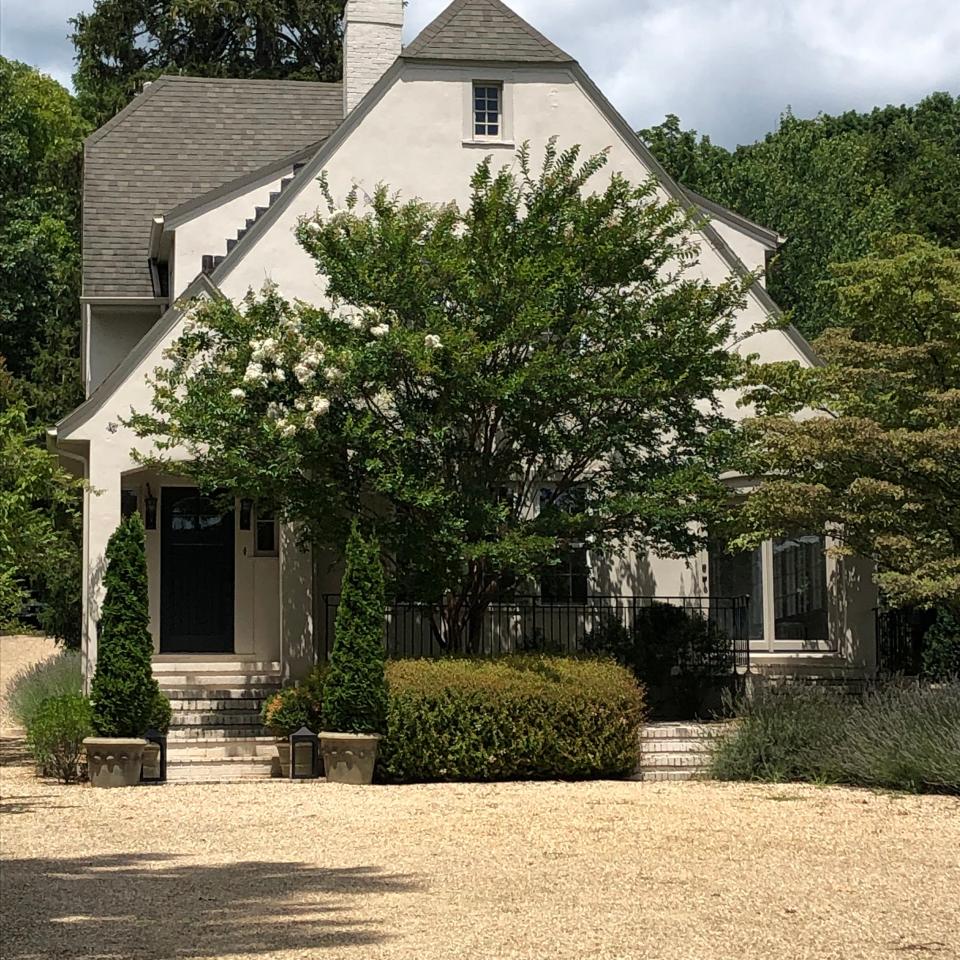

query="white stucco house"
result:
[51,0,877,777]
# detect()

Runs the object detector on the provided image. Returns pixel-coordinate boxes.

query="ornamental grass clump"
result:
[322,523,388,734]
[89,514,170,737]
[712,682,960,794]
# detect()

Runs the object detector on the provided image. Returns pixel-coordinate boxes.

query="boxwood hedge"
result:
[377,656,645,782]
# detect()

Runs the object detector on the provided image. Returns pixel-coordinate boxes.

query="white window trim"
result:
[708,535,836,654]
[253,507,279,558]
[463,78,515,148]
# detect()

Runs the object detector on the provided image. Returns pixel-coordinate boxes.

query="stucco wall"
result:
[65,57,869,674]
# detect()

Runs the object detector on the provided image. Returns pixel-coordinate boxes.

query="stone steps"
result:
[157,661,282,782]
[635,721,727,782]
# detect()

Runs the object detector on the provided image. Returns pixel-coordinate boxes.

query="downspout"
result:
[47,428,94,693]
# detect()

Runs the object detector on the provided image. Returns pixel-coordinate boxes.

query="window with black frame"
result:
[254,507,278,556]
[538,486,589,602]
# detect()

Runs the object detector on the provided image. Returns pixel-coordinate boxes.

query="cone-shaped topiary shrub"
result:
[90,513,169,737]
[323,522,388,734]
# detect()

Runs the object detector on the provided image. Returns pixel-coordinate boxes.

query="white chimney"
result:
[343,0,404,116]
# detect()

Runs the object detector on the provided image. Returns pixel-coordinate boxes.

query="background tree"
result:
[130,145,748,648]
[0,57,87,424]
[641,93,960,340]
[735,233,960,610]
[72,0,346,125]
[0,398,83,646]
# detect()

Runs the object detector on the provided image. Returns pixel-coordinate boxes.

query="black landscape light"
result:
[290,726,320,779]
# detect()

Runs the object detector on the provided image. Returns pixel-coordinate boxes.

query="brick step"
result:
[640,737,714,754]
[166,756,277,783]
[168,726,266,740]
[163,687,280,701]
[633,769,700,782]
[166,736,278,760]
[639,752,709,770]
[158,673,281,689]
[169,697,267,711]
[640,723,725,740]
[169,710,264,726]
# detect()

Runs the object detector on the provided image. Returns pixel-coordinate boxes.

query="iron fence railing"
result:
[320,594,750,672]
[875,606,935,676]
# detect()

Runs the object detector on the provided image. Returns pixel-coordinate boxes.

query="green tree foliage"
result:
[130,145,748,647]
[0,57,87,423]
[89,514,167,737]
[736,234,960,610]
[323,522,388,735]
[0,401,83,645]
[640,93,960,339]
[71,0,346,125]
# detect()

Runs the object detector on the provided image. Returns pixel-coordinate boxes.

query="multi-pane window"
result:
[255,508,278,556]
[473,83,501,138]
[709,533,829,649]
[538,487,589,602]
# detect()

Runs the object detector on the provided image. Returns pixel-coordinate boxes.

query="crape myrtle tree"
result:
[736,234,960,611]
[129,144,749,649]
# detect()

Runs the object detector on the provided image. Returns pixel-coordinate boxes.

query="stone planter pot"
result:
[276,740,291,778]
[319,732,381,785]
[141,742,162,781]
[83,738,146,788]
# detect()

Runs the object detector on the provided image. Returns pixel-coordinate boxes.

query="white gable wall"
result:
[217,61,812,398]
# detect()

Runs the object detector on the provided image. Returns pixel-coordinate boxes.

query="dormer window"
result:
[473,83,502,138]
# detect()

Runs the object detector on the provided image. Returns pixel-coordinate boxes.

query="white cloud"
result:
[2,0,958,145]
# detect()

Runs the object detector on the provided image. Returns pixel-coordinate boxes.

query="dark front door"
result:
[160,487,235,653]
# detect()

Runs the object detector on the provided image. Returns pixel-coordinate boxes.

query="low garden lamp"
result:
[290,726,320,779]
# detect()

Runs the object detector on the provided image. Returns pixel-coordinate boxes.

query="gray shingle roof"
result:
[83,76,343,298]
[403,0,573,62]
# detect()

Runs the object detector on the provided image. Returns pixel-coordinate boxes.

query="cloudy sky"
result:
[3,0,958,146]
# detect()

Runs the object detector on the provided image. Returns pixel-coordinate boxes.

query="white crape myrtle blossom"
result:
[277,419,296,438]
[272,368,286,382]
[424,334,442,350]
[243,361,264,383]
[294,363,315,385]
[324,366,344,382]
[312,396,331,416]
[370,323,390,338]
[266,401,282,420]
[229,387,246,400]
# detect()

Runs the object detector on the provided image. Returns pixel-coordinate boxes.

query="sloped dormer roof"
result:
[403,0,574,63]
[83,76,342,299]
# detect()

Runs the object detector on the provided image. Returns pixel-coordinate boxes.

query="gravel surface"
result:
[2,762,958,960]
[0,634,58,735]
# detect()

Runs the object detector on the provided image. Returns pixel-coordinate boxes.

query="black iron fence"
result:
[320,594,750,672]
[875,606,936,676]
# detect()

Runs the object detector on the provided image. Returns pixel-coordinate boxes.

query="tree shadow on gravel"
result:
[1,852,422,958]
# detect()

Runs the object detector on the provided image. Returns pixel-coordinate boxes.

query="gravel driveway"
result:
[2,761,958,960]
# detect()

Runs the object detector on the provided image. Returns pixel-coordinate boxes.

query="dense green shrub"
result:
[26,694,93,783]
[922,608,960,681]
[6,648,82,730]
[322,523,388,734]
[89,514,165,737]
[712,682,960,794]
[377,656,645,782]
[261,668,326,735]
[583,602,733,718]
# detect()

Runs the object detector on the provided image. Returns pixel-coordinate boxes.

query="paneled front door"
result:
[160,487,235,653]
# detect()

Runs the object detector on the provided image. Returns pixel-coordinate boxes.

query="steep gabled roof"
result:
[83,76,342,299]
[403,0,573,62]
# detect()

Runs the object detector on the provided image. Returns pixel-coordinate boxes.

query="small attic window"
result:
[473,83,502,138]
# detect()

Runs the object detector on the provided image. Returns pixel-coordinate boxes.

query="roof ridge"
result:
[158,75,342,87]
[403,0,573,62]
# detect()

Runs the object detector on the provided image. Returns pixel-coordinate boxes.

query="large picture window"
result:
[709,533,830,650]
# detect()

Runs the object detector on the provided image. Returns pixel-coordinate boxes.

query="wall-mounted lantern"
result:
[289,726,320,779]
[144,485,158,530]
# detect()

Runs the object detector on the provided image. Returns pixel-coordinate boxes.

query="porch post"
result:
[83,458,123,692]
